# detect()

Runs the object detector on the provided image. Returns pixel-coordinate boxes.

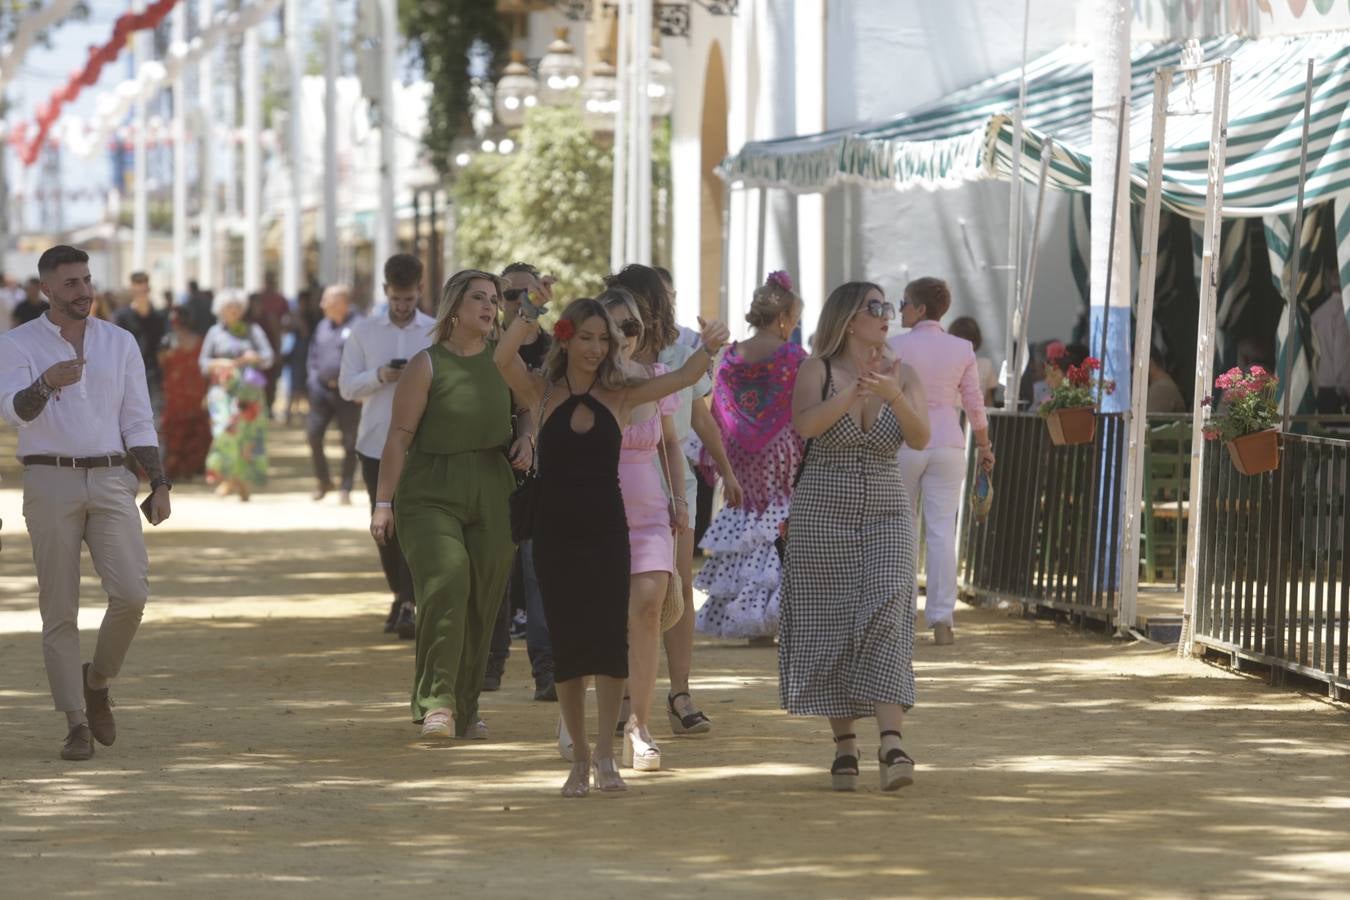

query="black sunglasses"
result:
[618,317,643,338]
[502,288,529,302]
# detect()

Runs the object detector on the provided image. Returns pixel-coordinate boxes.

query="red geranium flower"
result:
[553,319,575,341]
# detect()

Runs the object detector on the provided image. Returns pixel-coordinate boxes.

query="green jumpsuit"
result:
[395,343,516,730]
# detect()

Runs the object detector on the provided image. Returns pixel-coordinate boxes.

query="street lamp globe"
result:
[494,51,538,128]
[647,44,675,117]
[538,27,583,105]
[581,60,619,132]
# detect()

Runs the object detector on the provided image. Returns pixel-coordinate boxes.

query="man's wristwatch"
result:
[151,476,173,493]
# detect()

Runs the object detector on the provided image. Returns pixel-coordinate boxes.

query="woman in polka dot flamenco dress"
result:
[695,272,806,642]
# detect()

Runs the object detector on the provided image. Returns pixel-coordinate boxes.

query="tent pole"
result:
[755,187,768,282]
[1013,135,1054,387]
[1095,95,1129,407]
[1179,58,1232,655]
[1280,59,1315,433]
[610,0,629,271]
[1001,0,1033,408]
[1119,70,1172,639]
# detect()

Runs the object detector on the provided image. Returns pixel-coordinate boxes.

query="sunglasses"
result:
[618,317,643,338]
[502,288,529,302]
[865,298,897,321]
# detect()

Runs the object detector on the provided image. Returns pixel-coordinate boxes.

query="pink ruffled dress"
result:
[695,342,807,638]
[619,363,680,576]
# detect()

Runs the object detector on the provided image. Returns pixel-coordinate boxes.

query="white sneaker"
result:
[420,709,452,738]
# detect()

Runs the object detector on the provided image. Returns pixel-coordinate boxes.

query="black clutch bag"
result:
[509,473,540,544]
[508,381,551,544]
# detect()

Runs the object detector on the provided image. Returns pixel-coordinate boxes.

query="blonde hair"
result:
[541,297,631,392]
[432,269,501,344]
[812,281,883,360]
[746,276,801,329]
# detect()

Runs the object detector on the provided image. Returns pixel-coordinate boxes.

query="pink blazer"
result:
[889,321,988,449]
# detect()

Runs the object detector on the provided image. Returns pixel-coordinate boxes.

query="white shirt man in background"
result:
[0,244,172,761]
[339,253,434,639]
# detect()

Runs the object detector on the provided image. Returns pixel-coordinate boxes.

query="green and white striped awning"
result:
[719,33,1350,219]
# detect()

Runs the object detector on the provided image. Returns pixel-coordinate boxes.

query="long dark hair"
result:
[609,264,678,356]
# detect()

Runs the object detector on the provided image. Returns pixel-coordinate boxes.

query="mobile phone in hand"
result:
[390,358,408,369]
[139,493,158,526]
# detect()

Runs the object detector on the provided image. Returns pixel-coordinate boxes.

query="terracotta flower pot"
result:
[1045,407,1096,446]
[1226,428,1280,476]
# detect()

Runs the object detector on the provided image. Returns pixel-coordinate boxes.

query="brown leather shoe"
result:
[61,723,95,761]
[83,662,116,746]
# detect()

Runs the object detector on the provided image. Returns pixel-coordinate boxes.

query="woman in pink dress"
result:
[602,286,684,773]
[696,272,807,642]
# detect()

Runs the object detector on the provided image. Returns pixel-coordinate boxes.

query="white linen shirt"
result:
[0,313,158,458]
[339,310,436,458]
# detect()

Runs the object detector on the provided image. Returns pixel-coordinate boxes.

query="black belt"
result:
[22,454,126,469]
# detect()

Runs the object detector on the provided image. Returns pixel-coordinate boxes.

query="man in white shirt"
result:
[0,245,171,762]
[339,254,434,639]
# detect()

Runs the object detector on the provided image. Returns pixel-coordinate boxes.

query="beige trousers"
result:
[22,465,149,712]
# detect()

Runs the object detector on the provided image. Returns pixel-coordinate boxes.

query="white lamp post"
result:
[495,51,539,128]
[647,43,674,118]
[537,27,583,105]
[581,60,618,132]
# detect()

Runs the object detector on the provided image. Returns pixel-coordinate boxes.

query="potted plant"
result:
[1202,366,1280,475]
[1040,356,1114,446]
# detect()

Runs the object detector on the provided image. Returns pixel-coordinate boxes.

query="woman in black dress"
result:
[496,295,728,797]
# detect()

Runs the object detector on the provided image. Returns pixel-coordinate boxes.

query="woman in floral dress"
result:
[199,290,273,500]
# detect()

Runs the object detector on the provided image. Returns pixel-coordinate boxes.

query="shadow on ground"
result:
[2,431,1350,898]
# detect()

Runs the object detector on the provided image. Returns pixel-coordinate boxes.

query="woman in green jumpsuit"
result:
[370,270,532,738]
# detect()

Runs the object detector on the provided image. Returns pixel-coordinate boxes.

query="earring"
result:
[848,328,854,335]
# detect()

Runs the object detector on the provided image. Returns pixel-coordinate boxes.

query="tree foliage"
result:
[453,105,613,304]
[398,0,504,178]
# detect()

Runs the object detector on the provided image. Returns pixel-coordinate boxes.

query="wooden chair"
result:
[1142,421,1192,587]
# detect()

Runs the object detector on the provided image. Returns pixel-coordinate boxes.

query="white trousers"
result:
[22,466,149,712]
[898,446,967,628]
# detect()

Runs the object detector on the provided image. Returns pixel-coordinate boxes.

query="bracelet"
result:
[700,343,720,357]
[33,375,53,398]
[374,501,393,509]
[672,497,688,506]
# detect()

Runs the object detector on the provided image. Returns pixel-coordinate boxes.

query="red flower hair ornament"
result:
[552,319,575,342]
[765,270,794,293]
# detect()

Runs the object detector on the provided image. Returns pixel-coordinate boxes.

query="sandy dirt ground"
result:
[2,429,1350,899]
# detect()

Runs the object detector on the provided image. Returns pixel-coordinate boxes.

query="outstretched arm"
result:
[495,316,545,410]
[624,318,730,411]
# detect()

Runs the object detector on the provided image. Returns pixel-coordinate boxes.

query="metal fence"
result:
[959,411,1126,625]
[1192,431,1350,697]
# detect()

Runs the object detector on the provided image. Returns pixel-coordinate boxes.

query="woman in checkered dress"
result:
[780,281,931,792]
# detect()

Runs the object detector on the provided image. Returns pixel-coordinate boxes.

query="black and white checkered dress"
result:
[779,400,917,717]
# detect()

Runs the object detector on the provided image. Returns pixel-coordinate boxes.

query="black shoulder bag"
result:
[508,380,553,544]
[777,359,831,560]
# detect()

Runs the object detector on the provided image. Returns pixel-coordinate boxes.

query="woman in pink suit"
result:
[888,278,995,646]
